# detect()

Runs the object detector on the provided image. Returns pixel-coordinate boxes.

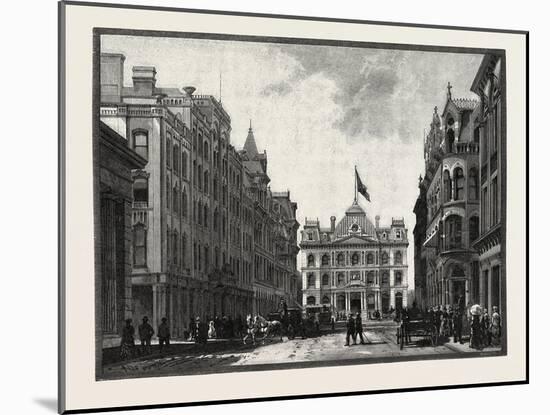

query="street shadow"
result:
[34,398,57,413]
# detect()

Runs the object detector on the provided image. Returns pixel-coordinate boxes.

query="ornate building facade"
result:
[99,53,300,341]
[414,84,480,309]
[300,201,409,320]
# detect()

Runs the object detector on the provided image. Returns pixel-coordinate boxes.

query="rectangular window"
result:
[491,177,499,226]
[133,226,147,267]
[133,132,148,160]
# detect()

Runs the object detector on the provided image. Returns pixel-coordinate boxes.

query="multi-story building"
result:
[415,84,480,309]
[300,200,409,320]
[240,125,301,315]
[470,53,506,318]
[99,53,299,339]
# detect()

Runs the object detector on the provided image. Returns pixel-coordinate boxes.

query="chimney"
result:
[330,216,336,233]
[132,66,156,96]
[100,53,125,103]
[375,215,380,228]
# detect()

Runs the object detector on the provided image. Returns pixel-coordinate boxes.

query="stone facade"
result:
[95,121,147,349]
[98,53,300,342]
[300,201,409,320]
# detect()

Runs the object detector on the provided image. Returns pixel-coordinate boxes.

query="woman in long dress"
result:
[208,320,217,339]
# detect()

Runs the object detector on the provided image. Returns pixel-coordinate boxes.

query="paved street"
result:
[101,322,501,380]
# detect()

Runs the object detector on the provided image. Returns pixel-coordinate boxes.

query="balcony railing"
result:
[455,142,479,154]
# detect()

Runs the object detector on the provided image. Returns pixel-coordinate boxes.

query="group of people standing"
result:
[344,313,369,346]
[469,306,502,349]
[421,301,502,349]
[188,314,245,345]
[120,316,171,360]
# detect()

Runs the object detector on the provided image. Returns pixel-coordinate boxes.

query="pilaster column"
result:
[488,268,493,312]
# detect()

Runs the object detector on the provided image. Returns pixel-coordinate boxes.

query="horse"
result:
[255,315,284,342]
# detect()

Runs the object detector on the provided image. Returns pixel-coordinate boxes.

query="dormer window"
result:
[307,232,313,241]
[396,230,401,239]
[351,224,359,233]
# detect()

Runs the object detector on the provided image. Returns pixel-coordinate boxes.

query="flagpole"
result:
[354,165,357,203]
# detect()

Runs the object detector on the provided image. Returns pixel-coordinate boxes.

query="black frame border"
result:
[58,1,529,413]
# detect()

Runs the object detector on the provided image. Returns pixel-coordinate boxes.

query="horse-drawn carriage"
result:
[396,311,438,350]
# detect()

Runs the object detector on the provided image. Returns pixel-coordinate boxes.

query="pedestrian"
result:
[490,306,502,346]
[197,317,208,345]
[469,313,482,350]
[331,315,335,332]
[355,312,367,344]
[314,312,320,335]
[208,320,216,339]
[242,314,257,345]
[452,306,463,344]
[157,317,170,354]
[345,314,356,346]
[188,317,196,341]
[138,316,154,356]
[481,308,490,347]
[120,318,135,360]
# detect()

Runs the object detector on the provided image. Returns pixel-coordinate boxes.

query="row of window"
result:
[306,251,403,267]
[306,270,404,288]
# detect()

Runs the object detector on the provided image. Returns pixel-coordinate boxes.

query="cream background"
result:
[62,3,527,412]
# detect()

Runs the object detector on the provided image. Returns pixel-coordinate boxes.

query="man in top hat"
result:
[138,316,154,356]
[157,317,170,354]
[355,312,367,345]
[345,314,356,346]
[490,306,502,346]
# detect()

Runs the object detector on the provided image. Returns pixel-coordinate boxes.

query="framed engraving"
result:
[59,1,528,413]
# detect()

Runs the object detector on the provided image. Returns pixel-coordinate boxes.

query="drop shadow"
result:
[34,398,57,413]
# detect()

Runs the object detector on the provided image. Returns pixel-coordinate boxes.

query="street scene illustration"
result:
[95,34,505,379]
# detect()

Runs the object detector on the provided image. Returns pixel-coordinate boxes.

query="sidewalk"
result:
[443,340,502,354]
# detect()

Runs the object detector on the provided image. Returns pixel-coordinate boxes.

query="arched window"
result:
[204,171,209,194]
[307,296,316,306]
[322,296,330,304]
[173,144,179,173]
[307,273,315,288]
[182,152,188,179]
[445,215,463,249]
[203,204,208,228]
[197,165,202,190]
[213,208,219,231]
[367,271,375,285]
[307,254,315,267]
[172,231,178,265]
[322,274,329,286]
[394,251,402,265]
[133,130,148,160]
[381,252,389,265]
[182,188,188,217]
[468,168,479,200]
[443,170,452,202]
[395,271,402,285]
[366,252,374,264]
[204,141,209,160]
[337,272,345,286]
[197,201,202,225]
[172,185,179,213]
[446,124,455,153]
[337,253,345,266]
[381,271,389,285]
[351,252,359,265]
[469,215,480,243]
[454,167,465,200]
[321,254,329,266]
[133,177,148,203]
[133,224,147,267]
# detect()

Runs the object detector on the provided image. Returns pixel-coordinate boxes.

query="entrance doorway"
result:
[395,292,403,310]
[452,280,465,305]
[381,291,390,313]
[350,292,361,313]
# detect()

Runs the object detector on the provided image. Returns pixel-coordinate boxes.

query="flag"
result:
[356,168,371,202]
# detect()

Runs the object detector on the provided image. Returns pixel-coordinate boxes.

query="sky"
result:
[102,35,484,292]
